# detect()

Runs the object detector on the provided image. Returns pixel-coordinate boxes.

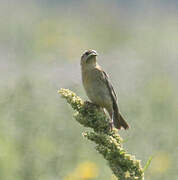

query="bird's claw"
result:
[84,101,101,109]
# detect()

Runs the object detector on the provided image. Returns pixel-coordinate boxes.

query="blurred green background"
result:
[0,0,178,179]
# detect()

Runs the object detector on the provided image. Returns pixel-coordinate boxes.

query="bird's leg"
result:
[100,107,106,115]
[109,111,114,131]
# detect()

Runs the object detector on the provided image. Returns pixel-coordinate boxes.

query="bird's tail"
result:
[113,103,129,130]
[115,113,129,130]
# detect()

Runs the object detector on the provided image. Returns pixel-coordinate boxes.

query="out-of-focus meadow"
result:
[0,0,178,179]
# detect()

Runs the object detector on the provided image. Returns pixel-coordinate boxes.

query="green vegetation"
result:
[0,1,178,180]
[59,88,144,180]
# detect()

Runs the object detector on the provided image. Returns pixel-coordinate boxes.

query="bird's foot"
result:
[84,101,101,109]
[109,122,114,131]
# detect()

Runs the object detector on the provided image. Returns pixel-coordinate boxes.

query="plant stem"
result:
[59,88,144,180]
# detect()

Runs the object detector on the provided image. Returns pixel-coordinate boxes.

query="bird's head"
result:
[81,50,98,67]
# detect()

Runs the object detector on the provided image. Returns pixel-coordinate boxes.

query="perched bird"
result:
[81,50,129,130]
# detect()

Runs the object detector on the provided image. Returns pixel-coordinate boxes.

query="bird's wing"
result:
[96,67,129,129]
[101,70,118,102]
[95,66,118,102]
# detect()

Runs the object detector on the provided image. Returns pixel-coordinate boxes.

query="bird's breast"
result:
[82,68,112,108]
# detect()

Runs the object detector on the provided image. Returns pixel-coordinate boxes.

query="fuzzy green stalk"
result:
[58,88,144,180]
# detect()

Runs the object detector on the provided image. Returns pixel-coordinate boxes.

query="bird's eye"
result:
[85,52,89,56]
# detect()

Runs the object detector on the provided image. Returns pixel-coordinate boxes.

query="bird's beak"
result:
[86,51,98,61]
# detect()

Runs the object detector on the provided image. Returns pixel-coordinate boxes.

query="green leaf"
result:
[143,156,153,172]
